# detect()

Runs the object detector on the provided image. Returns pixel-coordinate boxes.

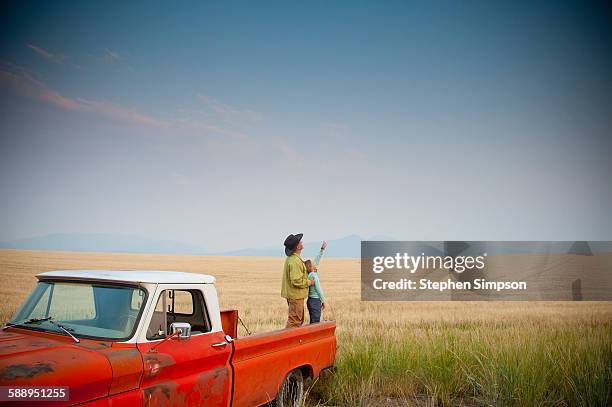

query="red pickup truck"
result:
[0,270,336,406]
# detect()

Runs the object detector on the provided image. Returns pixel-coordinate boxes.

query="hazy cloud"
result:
[272,140,306,168]
[27,44,65,64]
[197,93,262,124]
[104,49,121,63]
[0,65,166,128]
[174,118,248,140]
[0,63,255,139]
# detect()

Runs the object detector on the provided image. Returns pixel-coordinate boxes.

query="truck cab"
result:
[0,270,336,407]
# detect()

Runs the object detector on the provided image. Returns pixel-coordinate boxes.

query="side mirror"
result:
[170,322,191,340]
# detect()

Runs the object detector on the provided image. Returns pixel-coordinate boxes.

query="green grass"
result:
[311,320,612,406]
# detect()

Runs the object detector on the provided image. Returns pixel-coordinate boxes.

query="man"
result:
[281,233,314,328]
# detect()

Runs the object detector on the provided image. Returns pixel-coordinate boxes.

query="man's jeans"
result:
[307,297,322,323]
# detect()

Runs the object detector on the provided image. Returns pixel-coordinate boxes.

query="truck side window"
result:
[146,293,167,339]
[172,290,194,315]
[146,289,211,340]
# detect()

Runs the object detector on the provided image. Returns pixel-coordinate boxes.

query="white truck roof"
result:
[37,270,215,284]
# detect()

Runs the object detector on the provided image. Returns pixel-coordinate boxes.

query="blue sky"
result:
[1,1,611,252]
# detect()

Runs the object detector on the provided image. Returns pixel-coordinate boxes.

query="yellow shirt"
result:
[281,253,310,299]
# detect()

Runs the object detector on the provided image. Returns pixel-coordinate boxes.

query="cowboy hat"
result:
[283,233,303,256]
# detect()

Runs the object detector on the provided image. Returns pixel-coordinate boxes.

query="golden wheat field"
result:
[1,249,611,406]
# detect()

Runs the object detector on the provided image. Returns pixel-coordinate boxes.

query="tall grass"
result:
[313,319,611,406]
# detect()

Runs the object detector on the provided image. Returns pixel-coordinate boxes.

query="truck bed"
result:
[221,310,336,407]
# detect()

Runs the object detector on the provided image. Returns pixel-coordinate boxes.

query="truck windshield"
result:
[9,281,146,340]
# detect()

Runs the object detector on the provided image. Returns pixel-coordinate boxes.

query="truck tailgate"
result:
[230,321,336,407]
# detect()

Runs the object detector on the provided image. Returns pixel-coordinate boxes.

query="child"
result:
[305,241,327,323]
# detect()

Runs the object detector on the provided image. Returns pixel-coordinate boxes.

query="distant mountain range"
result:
[3,234,610,258]
[0,233,394,258]
[219,234,396,258]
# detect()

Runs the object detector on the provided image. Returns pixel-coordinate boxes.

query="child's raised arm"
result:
[314,240,327,266]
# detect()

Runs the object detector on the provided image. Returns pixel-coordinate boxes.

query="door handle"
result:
[212,341,228,348]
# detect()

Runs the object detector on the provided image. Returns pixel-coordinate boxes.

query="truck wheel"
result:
[275,368,304,407]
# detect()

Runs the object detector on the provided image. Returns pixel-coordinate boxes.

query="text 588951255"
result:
[0,386,69,402]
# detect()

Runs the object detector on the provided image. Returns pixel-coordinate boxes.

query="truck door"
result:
[137,287,232,407]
